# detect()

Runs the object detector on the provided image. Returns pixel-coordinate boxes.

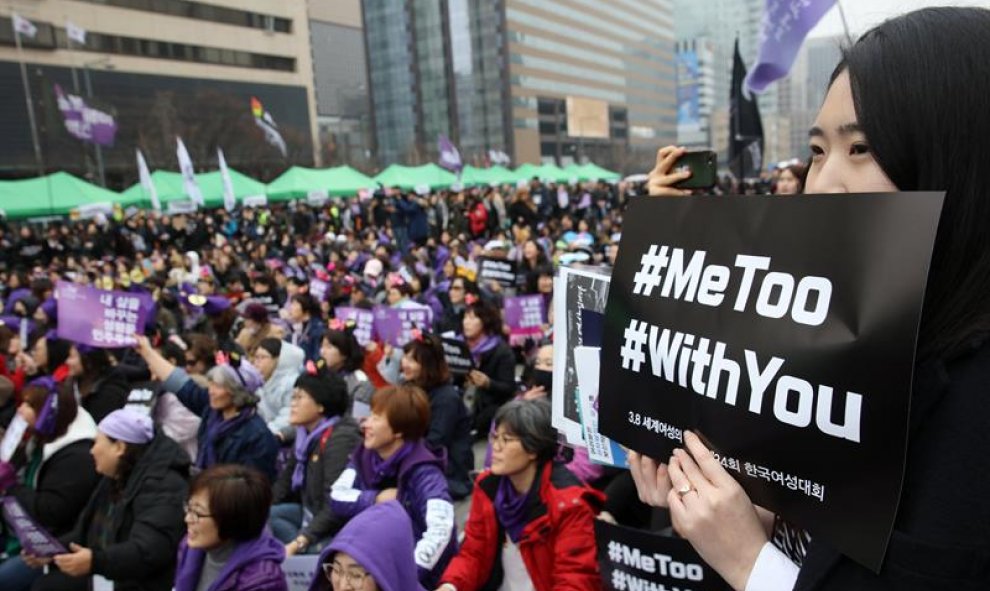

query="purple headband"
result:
[98,408,154,444]
[27,377,59,437]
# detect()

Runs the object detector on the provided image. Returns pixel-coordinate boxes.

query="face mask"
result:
[532,369,553,394]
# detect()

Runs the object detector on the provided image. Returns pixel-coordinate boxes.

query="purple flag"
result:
[437,134,462,174]
[55,281,154,348]
[333,307,375,346]
[2,497,67,557]
[745,0,836,94]
[54,84,118,147]
[372,306,434,347]
[504,295,546,346]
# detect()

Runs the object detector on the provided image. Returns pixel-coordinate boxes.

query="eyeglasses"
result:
[488,432,522,449]
[185,358,199,367]
[323,563,371,587]
[183,503,212,523]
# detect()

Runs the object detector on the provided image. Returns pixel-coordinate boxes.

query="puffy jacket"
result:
[54,431,190,591]
[271,415,362,546]
[165,368,279,482]
[256,341,304,435]
[471,340,517,433]
[174,529,287,591]
[79,369,130,423]
[329,440,457,588]
[439,462,604,591]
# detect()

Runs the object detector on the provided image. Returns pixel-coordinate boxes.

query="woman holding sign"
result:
[636,7,990,590]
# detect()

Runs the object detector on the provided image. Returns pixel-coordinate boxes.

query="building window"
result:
[74,0,292,33]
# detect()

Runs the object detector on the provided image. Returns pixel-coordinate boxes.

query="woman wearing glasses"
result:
[174,464,287,591]
[436,399,603,591]
[309,501,425,591]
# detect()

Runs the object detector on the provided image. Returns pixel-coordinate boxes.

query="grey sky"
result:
[809,0,990,38]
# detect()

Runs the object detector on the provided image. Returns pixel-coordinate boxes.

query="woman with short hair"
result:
[174,464,288,591]
[321,326,373,417]
[460,300,516,434]
[437,399,603,591]
[251,337,304,439]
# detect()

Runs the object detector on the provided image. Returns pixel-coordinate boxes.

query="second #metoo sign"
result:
[599,193,944,571]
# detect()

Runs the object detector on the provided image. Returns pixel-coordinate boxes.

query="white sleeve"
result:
[744,542,799,591]
[414,498,455,570]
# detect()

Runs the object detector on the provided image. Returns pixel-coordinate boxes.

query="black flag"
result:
[729,39,764,180]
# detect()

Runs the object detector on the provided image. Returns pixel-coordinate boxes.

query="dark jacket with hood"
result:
[271,415,362,546]
[78,369,130,424]
[309,501,426,591]
[425,382,473,500]
[173,529,288,591]
[329,439,457,588]
[44,431,190,591]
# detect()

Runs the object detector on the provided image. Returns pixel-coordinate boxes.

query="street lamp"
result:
[83,57,113,187]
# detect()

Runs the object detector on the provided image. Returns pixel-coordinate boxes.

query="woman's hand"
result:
[666,432,767,591]
[466,370,491,389]
[21,551,53,569]
[626,450,672,509]
[53,543,93,577]
[375,488,398,504]
[647,146,693,197]
[15,351,37,375]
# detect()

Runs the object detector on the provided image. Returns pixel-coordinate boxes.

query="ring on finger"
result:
[676,484,695,497]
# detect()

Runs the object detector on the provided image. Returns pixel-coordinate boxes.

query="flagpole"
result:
[13,21,51,214]
[835,0,853,44]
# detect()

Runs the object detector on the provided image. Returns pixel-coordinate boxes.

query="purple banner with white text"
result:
[55,282,153,347]
[372,306,433,347]
[2,496,67,557]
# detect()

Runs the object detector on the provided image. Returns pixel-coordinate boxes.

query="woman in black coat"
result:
[26,408,189,591]
[460,300,516,435]
[64,346,129,424]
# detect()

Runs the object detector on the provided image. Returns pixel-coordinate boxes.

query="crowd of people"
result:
[0,7,985,591]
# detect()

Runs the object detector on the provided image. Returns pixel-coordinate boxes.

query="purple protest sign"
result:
[55,281,154,348]
[504,295,546,346]
[372,306,434,347]
[745,0,837,94]
[54,84,118,147]
[309,279,329,302]
[2,496,67,557]
[333,307,375,346]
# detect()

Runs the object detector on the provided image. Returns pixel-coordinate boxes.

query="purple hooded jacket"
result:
[309,501,426,591]
[329,439,457,589]
[173,529,288,591]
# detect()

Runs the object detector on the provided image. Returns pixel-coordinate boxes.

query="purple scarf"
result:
[467,334,500,365]
[493,474,534,544]
[198,409,253,469]
[364,441,414,488]
[292,416,339,492]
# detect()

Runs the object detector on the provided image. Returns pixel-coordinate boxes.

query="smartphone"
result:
[673,150,717,190]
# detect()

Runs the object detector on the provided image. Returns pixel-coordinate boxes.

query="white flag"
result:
[175,137,204,207]
[66,20,86,45]
[136,149,160,212]
[217,148,237,212]
[12,13,37,39]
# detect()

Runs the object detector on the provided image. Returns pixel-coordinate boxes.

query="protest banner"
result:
[596,520,731,591]
[599,193,945,570]
[372,306,434,347]
[1,415,28,462]
[309,278,329,301]
[332,307,375,346]
[574,346,627,469]
[504,294,546,346]
[552,267,610,445]
[477,257,517,287]
[56,281,154,348]
[441,337,474,376]
[283,555,319,591]
[2,496,67,557]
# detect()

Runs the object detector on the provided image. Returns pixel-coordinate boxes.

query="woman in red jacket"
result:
[436,399,603,591]
[466,197,488,239]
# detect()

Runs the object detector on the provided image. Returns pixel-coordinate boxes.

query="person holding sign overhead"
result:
[632,7,990,590]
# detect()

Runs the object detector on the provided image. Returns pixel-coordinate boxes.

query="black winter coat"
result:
[795,340,990,590]
[471,340,516,433]
[9,438,99,537]
[79,370,130,424]
[43,432,190,591]
[271,415,362,547]
[426,382,474,500]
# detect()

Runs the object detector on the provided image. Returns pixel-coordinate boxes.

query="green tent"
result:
[196,168,267,207]
[578,162,621,182]
[537,163,571,183]
[267,166,377,201]
[512,163,542,183]
[487,165,520,186]
[0,171,138,219]
[121,170,186,209]
[460,165,520,188]
[374,163,457,191]
[564,163,591,182]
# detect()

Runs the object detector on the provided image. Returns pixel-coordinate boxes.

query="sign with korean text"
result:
[2,496,67,557]
[599,194,944,571]
[56,281,154,347]
[477,257,518,287]
[372,306,433,347]
[504,295,546,346]
[333,307,375,346]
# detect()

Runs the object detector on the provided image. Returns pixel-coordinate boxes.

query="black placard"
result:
[478,257,518,287]
[599,193,944,571]
[441,337,474,376]
[596,521,731,591]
